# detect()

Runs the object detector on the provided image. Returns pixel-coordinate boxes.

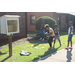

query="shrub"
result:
[35,16,56,31]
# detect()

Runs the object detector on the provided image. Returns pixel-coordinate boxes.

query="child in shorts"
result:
[53,25,62,47]
[66,21,73,49]
[39,21,45,41]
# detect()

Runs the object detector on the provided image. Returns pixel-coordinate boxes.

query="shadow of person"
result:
[34,44,39,47]
[0,51,7,55]
[1,56,10,62]
[34,46,60,62]
[66,49,72,62]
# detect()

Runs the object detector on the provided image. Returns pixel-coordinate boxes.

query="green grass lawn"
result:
[0,32,75,62]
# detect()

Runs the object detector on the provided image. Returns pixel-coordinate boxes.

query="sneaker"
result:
[70,47,73,49]
[42,38,44,41]
[65,47,69,50]
[48,47,53,50]
[39,38,42,40]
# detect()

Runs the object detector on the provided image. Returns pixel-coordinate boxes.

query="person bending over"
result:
[45,24,55,50]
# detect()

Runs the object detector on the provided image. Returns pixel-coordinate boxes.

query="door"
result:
[73,17,75,29]
[66,16,69,29]
[58,16,61,31]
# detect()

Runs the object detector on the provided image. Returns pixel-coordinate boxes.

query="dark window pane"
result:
[30,15,35,25]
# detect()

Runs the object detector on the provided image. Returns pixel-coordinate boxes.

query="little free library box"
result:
[0,15,20,56]
[0,15,20,35]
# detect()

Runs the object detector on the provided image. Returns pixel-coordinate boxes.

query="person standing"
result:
[53,25,62,47]
[45,24,55,50]
[66,21,73,49]
[39,21,45,41]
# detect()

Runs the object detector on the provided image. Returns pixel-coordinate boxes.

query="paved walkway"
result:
[34,44,75,62]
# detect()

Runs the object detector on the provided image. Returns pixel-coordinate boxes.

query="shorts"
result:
[40,29,45,35]
[68,34,73,41]
[54,35,60,41]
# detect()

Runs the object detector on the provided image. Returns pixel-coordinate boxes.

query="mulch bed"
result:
[0,37,33,45]
[0,37,47,50]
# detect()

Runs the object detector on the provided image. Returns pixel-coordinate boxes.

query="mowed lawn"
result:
[0,32,75,62]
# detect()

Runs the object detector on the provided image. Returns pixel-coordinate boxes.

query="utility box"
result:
[0,15,20,35]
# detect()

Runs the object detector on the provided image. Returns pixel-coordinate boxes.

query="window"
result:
[58,16,61,25]
[30,15,35,25]
[70,16,73,21]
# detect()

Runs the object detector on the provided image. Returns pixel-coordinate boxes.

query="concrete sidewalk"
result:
[34,44,75,62]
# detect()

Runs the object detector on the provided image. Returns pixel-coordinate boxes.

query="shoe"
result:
[39,38,42,40]
[42,38,44,41]
[65,47,69,50]
[48,47,53,50]
[70,47,73,49]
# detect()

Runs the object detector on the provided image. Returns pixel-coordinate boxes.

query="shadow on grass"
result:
[0,51,7,55]
[34,46,60,62]
[0,56,10,62]
[27,38,61,62]
[0,50,10,62]
[27,37,48,45]
[60,32,68,36]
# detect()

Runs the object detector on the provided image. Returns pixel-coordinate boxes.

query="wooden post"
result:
[8,34,12,56]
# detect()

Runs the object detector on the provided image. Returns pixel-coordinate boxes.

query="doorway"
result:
[66,15,69,29]
[58,16,61,31]
[73,16,75,29]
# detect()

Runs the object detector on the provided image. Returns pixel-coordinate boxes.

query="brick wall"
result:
[27,12,54,31]
[53,12,72,31]
[0,12,27,40]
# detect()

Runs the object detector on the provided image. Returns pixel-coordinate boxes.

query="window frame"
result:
[30,15,35,25]
[58,16,61,25]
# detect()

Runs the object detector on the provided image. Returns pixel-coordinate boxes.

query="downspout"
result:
[25,12,27,37]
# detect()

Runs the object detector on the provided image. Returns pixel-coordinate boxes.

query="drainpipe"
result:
[25,12,27,37]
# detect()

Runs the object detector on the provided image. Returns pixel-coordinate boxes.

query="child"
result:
[53,25,62,47]
[39,21,45,41]
[66,21,73,49]
[45,24,55,50]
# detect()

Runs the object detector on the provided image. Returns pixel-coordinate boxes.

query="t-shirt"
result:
[68,26,73,35]
[54,28,59,35]
[41,24,45,29]
[49,27,55,36]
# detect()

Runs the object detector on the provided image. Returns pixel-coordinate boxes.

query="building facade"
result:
[53,12,74,31]
[0,12,74,40]
[27,12,74,31]
[27,12,54,31]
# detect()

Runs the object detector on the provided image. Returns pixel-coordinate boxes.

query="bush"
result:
[35,16,56,31]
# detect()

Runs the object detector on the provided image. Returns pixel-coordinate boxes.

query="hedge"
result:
[35,16,56,31]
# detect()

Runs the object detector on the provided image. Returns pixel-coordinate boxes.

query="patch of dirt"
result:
[0,37,47,50]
